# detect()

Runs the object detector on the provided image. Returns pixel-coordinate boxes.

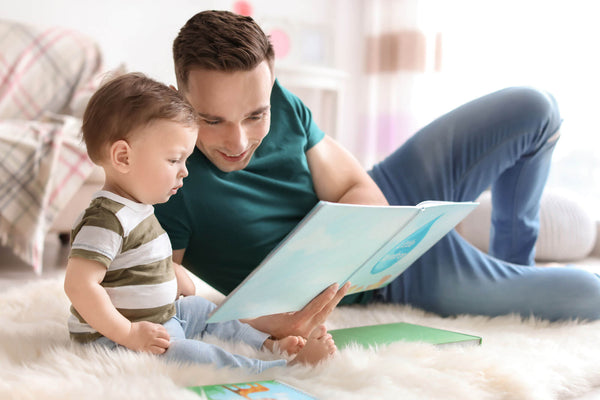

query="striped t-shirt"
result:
[67,191,177,343]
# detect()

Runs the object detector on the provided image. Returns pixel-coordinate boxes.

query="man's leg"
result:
[368,86,600,320]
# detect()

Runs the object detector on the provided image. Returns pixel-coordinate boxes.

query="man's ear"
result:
[110,139,131,173]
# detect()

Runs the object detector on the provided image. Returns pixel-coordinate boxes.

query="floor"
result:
[2,235,600,399]
[0,235,69,291]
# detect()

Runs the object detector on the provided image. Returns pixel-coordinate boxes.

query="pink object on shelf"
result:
[269,28,291,59]
[232,1,253,16]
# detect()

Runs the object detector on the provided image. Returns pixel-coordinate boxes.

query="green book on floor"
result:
[188,380,317,399]
[330,322,482,349]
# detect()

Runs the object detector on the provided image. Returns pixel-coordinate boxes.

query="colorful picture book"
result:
[329,322,482,349]
[207,200,478,323]
[188,380,317,399]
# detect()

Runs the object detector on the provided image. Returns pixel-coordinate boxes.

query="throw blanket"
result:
[0,116,93,273]
[0,19,104,273]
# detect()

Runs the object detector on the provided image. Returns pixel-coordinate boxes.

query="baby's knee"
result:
[177,295,217,315]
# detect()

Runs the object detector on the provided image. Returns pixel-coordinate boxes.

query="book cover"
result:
[207,200,477,323]
[329,322,482,349]
[188,380,317,399]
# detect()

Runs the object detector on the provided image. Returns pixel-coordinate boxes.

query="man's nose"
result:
[225,124,249,154]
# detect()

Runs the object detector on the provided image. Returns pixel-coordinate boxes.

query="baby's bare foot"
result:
[289,325,336,366]
[277,335,306,355]
[263,335,306,355]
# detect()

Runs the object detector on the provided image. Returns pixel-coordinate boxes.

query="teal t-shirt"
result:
[155,80,323,295]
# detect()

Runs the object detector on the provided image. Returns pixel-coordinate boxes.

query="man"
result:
[155,10,600,339]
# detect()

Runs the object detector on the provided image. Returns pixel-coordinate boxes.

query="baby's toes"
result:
[309,324,327,339]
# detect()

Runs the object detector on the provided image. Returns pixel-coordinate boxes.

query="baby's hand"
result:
[123,321,170,354]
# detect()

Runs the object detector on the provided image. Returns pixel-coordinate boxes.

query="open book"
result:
[188,380,317,399]
[207,200,477,323]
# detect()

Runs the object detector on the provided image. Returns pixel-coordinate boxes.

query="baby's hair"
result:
[82,72,198,163]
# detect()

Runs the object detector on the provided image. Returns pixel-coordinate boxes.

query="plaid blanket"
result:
[0,116,93,274]
[0,20,103,273]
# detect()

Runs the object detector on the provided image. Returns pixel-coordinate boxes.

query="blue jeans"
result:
[94,296,286,372]
[368,87,600,321]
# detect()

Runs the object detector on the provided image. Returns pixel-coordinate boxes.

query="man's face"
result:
[184,61,274,172]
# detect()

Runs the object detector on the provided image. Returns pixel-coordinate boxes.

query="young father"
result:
[155,10,600,339]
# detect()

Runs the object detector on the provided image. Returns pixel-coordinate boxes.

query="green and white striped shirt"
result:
[68,191,177,343]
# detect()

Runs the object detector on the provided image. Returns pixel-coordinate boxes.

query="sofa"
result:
[0,19,107,271]
[50,167,105,243]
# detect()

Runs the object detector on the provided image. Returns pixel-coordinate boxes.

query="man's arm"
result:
[307,135,389,206]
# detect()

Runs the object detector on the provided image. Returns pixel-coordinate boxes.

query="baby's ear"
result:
[110,140,131,172]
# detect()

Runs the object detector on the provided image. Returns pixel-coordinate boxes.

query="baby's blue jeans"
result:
[94,296,286,372]
[369,87,600,321]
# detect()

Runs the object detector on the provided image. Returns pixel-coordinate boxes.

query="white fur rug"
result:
[2,278,600,400]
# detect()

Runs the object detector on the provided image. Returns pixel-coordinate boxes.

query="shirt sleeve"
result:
[69,207,123,268]
[274,79,325,151]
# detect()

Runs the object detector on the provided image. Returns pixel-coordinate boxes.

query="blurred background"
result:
[3,0,598,218]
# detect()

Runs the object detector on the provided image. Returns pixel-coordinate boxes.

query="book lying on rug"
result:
[330,322,482,349]
[208,200,478,323]
[188,380,317,399]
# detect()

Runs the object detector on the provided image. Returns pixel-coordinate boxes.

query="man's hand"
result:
[246,282,350,339]
[122,321,171,354]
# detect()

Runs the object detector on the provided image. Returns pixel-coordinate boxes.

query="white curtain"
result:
[355,0,443,168]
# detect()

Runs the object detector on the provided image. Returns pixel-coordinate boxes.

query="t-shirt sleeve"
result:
[154,191,192,251]
[304,108,325,150]
[69,207,123,268]
[274,79,325,151]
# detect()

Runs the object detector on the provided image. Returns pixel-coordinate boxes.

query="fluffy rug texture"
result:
[2,278,600,400]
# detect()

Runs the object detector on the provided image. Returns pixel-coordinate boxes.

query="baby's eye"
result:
[168,159,179,164]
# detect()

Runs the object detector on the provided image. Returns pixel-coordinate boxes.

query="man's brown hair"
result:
[173,10,275,91]
[82,72,198,164]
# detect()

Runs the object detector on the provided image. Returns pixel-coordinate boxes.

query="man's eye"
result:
[248,113,266,121]
[204,119,220,125]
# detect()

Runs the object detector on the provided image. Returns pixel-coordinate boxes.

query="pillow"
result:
[456,190,597,262]
[0,19,103,120]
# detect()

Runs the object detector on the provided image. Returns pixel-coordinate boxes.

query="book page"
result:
[207,202,419,322]
[345,202,478,292]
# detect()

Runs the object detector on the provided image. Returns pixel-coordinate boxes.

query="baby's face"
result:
[125,119,197,205]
